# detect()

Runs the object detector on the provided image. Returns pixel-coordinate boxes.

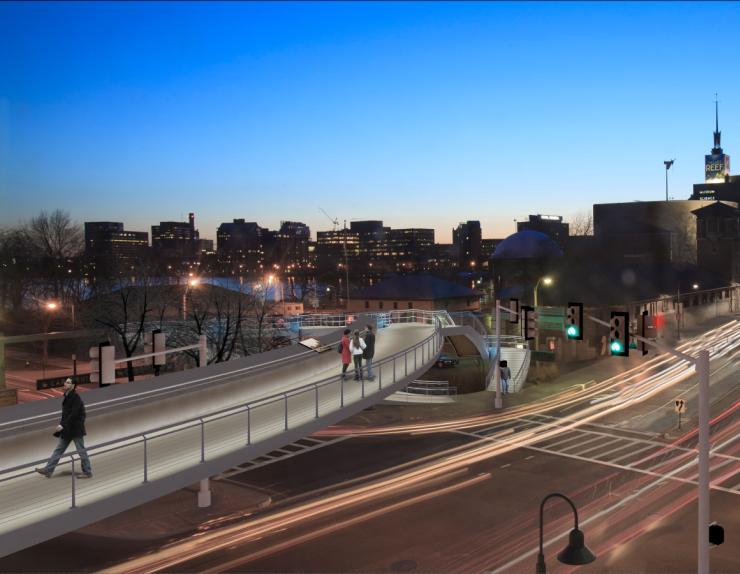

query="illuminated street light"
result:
[45,301,58,311]
[533,276,554,308]
[693,283,700,290]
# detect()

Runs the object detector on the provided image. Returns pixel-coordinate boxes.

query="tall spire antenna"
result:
[715,92,719,133]
[712,93,722,152]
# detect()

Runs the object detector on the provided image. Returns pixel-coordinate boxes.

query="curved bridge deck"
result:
[0,311,443,557]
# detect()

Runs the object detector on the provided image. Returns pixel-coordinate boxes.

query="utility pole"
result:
[587,313,711,574]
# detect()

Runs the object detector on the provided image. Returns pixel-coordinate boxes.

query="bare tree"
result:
[174,285,250,365]
[0,227,35,313]
[569,210,594,236]
[22,209,85,301]
[27,209,83,259]
[92,279,153,381]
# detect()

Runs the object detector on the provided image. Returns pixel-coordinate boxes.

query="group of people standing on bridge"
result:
[339,323,375,381]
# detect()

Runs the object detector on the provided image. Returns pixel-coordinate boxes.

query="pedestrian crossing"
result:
[216,435,352,479]
[458,413,740,495]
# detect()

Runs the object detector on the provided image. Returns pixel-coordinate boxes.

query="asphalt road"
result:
[1,319,738,573]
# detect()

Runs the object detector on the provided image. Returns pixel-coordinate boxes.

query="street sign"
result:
[675,398,687,413]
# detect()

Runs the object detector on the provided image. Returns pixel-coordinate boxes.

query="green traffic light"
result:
[566,325,579,338]
[610,340,623,354]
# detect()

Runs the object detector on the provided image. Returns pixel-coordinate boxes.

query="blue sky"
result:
[1,1,739,243]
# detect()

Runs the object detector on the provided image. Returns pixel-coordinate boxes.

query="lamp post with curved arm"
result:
[533,276,553,308]
[535,492,596,573]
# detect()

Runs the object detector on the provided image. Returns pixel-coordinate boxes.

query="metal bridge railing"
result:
[0,313,444,528]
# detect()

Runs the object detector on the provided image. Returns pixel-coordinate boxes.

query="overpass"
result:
[0,310,451,557]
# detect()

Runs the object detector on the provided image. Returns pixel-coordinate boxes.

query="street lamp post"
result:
[535,493,596,573]
[268,274,286,316]
[664,159,675,201]
[183,278,198,320]
[533,276,553,308]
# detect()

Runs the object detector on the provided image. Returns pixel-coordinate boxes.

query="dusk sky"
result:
[2,1,739,243]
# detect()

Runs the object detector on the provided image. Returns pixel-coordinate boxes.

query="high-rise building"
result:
[351,220,389,267]
[452,220,482,270]
[386,228,434,270]
[275,221,311,271]
[316,228,360,273]
[84,222,149,260]
[152,216,200,259]
[216,219,265,273]
[690,98,740,203]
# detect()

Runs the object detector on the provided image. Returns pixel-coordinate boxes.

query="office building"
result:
[152,213,200,258]
[517,214,569,249]
[452,220,482,270]
[216,219,265,273]
[315,228,360,273]
[275,221,311,271]
[84,222,149,260]
[690,99,740,203]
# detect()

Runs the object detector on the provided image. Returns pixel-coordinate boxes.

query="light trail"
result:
[102,321,739,573]
[321,320,740,437]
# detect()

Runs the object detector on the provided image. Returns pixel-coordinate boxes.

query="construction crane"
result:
[319,208,350,310]
[319,208,339,231]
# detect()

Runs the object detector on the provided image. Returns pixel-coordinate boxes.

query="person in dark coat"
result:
[363,324,376,380]
[36,378,93,479]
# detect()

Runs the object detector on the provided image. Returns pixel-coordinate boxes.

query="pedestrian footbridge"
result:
[0,310,449,557]
[0,309,532,556]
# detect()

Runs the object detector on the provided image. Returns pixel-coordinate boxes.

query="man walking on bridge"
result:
[35,378,93,479]
[364,323,376,380]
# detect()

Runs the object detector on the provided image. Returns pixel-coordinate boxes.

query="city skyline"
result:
[2,2,740,243]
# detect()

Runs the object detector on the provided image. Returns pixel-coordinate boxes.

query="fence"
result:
[403,379,457,398]
[0,311,445,519]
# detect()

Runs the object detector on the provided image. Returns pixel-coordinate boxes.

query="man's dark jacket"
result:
[363,332,375,359]
[60,390,86,440]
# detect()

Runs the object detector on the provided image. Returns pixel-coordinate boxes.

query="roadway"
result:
[88,319,738,573]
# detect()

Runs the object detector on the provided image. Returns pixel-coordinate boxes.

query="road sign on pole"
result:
[675,398,687,430]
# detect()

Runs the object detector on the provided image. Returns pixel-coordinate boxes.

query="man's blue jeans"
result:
[43,436,92,476]
[502,378,509,394]
[365,357,374,379]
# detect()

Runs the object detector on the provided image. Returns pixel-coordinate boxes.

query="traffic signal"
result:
[522,305,537,341]
[609,311,629,357]
[565,302,583,340]
[640,310,648,356]
[509,298,519,324]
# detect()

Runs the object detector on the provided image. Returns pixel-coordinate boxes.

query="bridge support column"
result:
[197,478,212,508]
[198,335,208,368]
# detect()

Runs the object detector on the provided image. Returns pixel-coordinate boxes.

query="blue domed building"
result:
[490,230,563,305]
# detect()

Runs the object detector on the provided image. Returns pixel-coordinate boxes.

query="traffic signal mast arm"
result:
[585,314,695,363]
[585,312,711,574]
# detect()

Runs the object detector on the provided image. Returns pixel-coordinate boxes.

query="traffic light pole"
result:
[586,314,711,574]
[494,300,502,409]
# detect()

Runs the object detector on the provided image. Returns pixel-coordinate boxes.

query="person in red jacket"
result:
[340,328,352,379]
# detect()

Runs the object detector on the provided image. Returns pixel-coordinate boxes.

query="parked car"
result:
[435,354,459,368]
